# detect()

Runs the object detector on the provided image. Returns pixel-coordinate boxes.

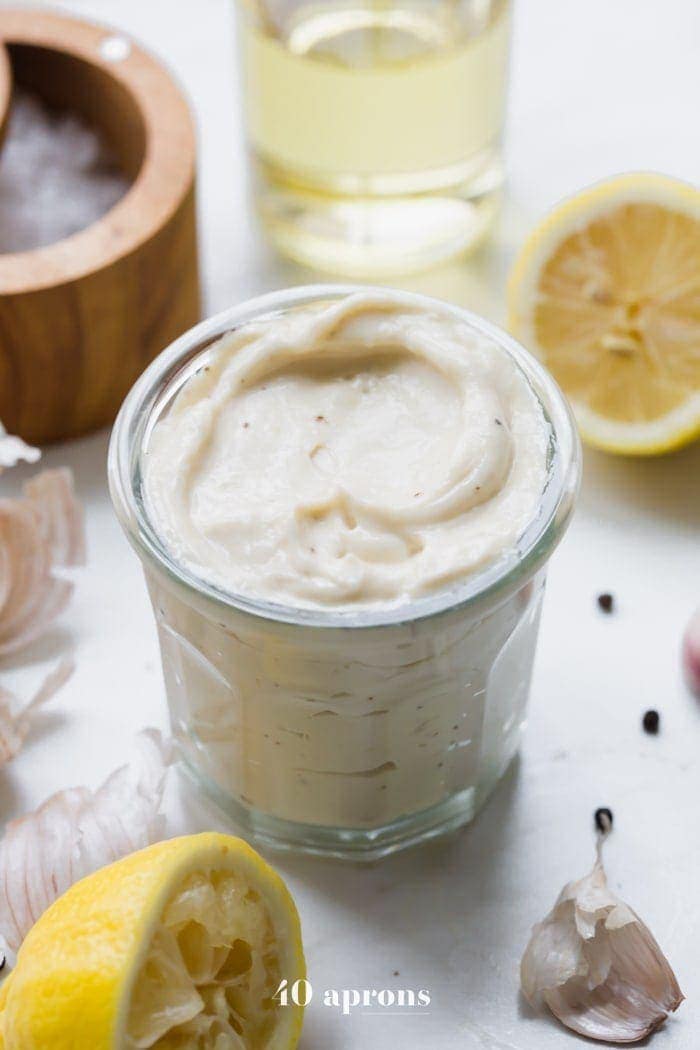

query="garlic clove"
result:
[521,837,683,1043]
[542,912,684,1043]
[682,608,700,698]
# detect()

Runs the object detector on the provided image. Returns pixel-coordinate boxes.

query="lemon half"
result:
[508,173,700,454]
[0,833,305,1049]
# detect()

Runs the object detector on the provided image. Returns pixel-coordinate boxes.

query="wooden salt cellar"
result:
[0,43,10,149]
[0,10,201,444]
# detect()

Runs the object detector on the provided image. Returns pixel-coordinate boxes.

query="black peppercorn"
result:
[594,807,613,833]
[642,709,660,735]
[597,593,614,613]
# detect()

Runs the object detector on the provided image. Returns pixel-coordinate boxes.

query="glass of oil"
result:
[237,0,511,276]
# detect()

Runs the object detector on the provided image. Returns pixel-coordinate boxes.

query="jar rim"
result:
[108,284,581,630]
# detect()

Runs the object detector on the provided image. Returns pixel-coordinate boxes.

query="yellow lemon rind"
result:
[0,832,305,1050]
[508,172,700,455]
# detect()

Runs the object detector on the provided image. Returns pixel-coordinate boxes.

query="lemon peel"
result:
[0,833,305,1049]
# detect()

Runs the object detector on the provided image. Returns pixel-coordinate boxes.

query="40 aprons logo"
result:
[274,978,431,1016]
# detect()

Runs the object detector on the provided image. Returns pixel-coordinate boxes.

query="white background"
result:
[2,1,700,1047]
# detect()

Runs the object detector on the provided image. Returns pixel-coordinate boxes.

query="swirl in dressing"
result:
[144,293,550,608]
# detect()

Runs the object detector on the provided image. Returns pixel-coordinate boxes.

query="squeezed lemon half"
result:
[508,173,700,455]
[0,833,305,1049]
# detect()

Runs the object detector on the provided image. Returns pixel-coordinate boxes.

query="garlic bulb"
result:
[682,608,700,698]
[521,826,683,1043]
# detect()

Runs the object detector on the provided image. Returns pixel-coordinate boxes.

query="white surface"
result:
[2,1,699,1047]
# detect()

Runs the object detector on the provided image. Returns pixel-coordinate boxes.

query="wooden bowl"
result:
[0,10,201,444]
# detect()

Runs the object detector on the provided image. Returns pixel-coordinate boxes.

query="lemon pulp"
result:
[509,174,700,454]
[127,870,282,1048]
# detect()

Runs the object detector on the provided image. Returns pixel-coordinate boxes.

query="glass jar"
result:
[109,286,580,861]
[235,0,512,276]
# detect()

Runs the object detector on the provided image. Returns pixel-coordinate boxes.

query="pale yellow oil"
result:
[239,0,511,275]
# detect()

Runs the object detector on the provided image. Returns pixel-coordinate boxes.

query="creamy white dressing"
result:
[144,293,549,609]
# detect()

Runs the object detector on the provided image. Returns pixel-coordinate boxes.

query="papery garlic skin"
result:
[0,424,39,474]
[682,608,700,698]
[521,848,683,1043]
[0,729,172,956]
[0,465,83,765]
[0,659,73,767]
[0,468,85,656]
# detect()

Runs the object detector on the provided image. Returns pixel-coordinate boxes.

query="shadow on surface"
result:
[0,771,21,823]
[0,626,75,673]
[580,439,700,531]
[177,758,525,1048]
[0,427,111,503]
